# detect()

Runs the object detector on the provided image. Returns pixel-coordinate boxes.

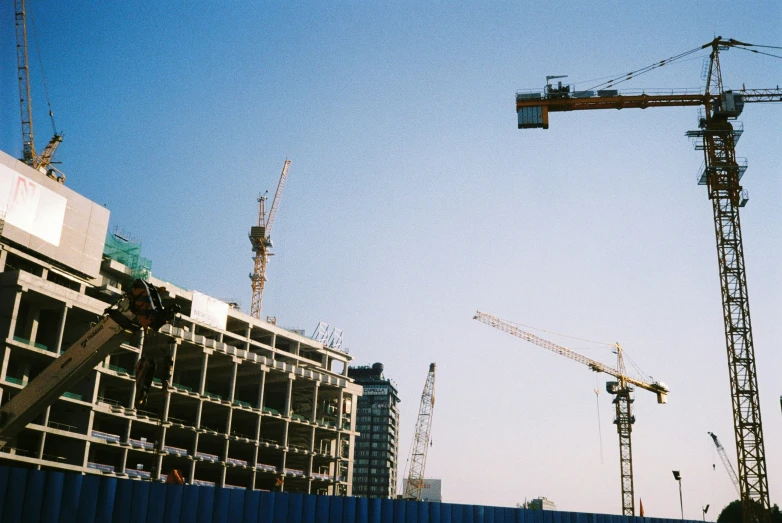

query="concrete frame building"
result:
[0,151,362,494]
[348,363,400,498]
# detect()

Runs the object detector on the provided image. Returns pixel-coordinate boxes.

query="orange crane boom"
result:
[514,38,778,523]
[249,160,291,319]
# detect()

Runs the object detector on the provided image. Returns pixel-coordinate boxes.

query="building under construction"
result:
[0,150,362,494]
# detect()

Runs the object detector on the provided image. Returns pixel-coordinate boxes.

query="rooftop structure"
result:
[0,150,362,494]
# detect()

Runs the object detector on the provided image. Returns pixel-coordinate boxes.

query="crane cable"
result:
[29,6,58,135]
[731,46,782,60]
[586,45,706,92]
[504,319,655,383]
[583,40,781,93]
[502,319,615,348]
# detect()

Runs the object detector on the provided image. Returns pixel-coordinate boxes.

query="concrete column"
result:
[311,382,320,422]
[228,360,239,403]
[194,401,204,429]
[336,389,344,429]
[284,375,294,418]
[118,448,128,474]
[197,352,209,395]
[122,420,132,444]
[153,454,163,481]
[167,341,180,383]
[25,304,41,345]
[90,373,102,404]
[0,346,11,382]
[187,456,196,483]
[36,433,46,460]
[306,455,314,494]
[226,409,234,437]
[256,367,267,410]
[82,441,91,469]
[83,411,95,450]
[20,363,30,386]
[0,288,23,342]
[55,304,70,354]
[254,369,266,446]
[217,462,226,488]
[0,249,7,271]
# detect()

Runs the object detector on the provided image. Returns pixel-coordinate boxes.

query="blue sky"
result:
[2,1,780,518]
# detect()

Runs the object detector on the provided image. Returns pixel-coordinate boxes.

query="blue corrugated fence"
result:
[0,465,699,523]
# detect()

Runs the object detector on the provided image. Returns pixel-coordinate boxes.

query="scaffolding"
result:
[103,230,151,280]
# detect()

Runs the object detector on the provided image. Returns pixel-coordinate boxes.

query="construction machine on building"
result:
[515,37,780,523]
[474,311,667,517]
[0,280,179,456]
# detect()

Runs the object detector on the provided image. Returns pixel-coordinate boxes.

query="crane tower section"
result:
[403,363,436,501]
[249,160,290,319]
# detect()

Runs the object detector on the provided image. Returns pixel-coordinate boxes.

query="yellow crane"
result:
[249,160,290,319]
[14,0,63,179]
[474,311,667,516]
[515,38,780,523]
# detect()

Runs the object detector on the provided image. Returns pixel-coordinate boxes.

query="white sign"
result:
[191,291,228,331]
[0,164,66,246]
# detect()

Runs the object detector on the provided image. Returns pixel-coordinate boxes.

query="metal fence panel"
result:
[40,470,65,523]
[59,469,83,523]
[75,474,101,523]
[21,468,45,523]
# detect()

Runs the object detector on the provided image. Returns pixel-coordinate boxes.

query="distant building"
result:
[529,497,557,511]
[348,363,400,498]
[402,478,442,502]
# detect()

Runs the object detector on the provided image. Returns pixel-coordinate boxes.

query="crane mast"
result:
[15,0,35,164]
[710,432,741,496]
[403,363,436,501]
[14,0,63,177]
[474,311,667,516]
[249,159,290,319]
[514,38,778,523]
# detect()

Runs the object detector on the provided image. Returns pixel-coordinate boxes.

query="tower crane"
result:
[14,0,63,179]
[474,311,668,516]
[403,363,436,501]
[249,159,290,319]
[515,38,780,523]
[709,431,741,496]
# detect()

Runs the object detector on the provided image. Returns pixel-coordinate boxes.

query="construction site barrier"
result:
[0,464,702,523]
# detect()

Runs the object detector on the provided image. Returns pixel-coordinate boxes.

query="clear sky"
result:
[2,1,780,518]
